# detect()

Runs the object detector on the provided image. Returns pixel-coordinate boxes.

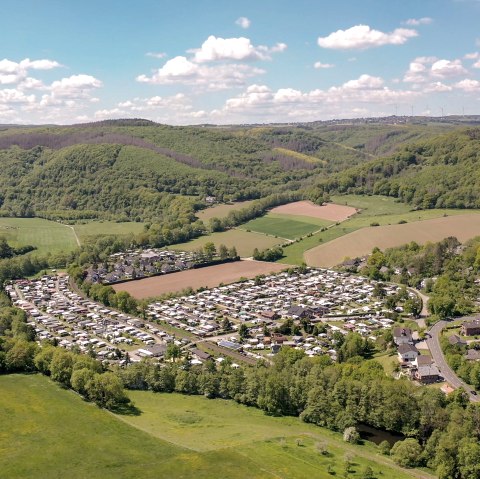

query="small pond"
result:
[357,424,404,446]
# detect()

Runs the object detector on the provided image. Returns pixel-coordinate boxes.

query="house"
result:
[465,349,480,361]
[287,305,313,319]
[415,364,441,384]
[461,319,480,336]
[260,311,279,321]
[191,348,212,361]
[398,343,419,363]
[449,334,467,347]
[413,355,432,368]
[393,327,414,346]
[137,343,167,358]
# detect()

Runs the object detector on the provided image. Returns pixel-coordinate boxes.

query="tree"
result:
[71,367,95,396]
[86,372,129,410]
[5,339,37,372]
[218,244,229,260]
[203,242,216,261]
[50,349,74,386]
[378,440,391,455]
[343,426,360,444]
[239,323,249,340]
[391,438,422,468]
[165,343,182,362]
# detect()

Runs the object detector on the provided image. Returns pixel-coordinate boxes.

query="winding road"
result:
[426,320,480,402]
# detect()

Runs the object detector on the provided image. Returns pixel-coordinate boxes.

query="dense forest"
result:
[0,119,464,223]
[315,128,480,209]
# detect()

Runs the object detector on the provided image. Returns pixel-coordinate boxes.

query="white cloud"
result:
[455,79,480,92]
[146,52,167,59]
[473,60,480,68]
[464,52,479,59]
[235,17,251,29]
[0,88,35,104]
[136,55,265,90]
[191,35,285,62]
[423,82,453,92]
[318,25,417,50]
[341,74,384,89]
[404,17,433,26]
[404,56,467,83]
[49,74,102,98]
[431,59,467,78]
[314,61,334,69]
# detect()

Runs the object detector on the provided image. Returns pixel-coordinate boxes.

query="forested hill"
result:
[314,128,480,209]
[0,119,467,221]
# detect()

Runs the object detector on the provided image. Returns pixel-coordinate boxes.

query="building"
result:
[398,343,419,363]
[448,334,467,347]
[415,364,441,384]
[393,327,414,346]
[461,319,480,336]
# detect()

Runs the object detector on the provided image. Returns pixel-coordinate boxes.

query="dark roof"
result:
[448,334,467,346]
[398,343,419,355]
[218,340,242,351]
[415,355,433,366]
[145,343,167,356]
[417,365,440,377]
[191,348,211,360]
[465,349,480,361]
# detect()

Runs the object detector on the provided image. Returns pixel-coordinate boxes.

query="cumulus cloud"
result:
[235,17,251,29]
[191,35,286,62]
[314,61,335,69]
[464,52,479,60]
[404,17,433,26]
[473,60,480,68]
[136,55,265,90]
[404,57,467,83]
[49,74,102,98]
[0,57,62,85]
[219,75,418,124]
[318,25,417,50]
[455,79,480,92]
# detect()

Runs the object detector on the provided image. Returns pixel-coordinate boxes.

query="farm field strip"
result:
[238,213,330,240]
[305,213,480,267]
[270,201,357,222]
[196,201,257,221]
[113,260,289,299]
[170,229,284,257]
[73,221,145,242]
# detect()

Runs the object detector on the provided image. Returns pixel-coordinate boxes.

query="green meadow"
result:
[0,217,77,255]
[239,213,332,240]
[0,374,434,479]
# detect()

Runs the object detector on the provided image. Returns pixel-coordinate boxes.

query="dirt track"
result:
[113,260,289,299]
[270,201,357,222]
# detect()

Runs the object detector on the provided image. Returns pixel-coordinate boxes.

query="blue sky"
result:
[1,0,480,124]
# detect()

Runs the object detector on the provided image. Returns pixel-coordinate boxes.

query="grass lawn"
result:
[73,221,145,242]
[170,228,284,257]
[373,352,399,376]
[196,201,257,221]
[0,217,77,255]
[239,213,331,240]
[0,374,434,479]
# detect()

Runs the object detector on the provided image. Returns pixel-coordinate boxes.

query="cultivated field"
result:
[0,374,429,479]
[239,213,332,240]
[73,221,145,242]
[171,228,283,257]
[196,200,257,221]
[113,260,288,298]
[271,201,357,222]
[0,217,77,255]
[305,213,480,267]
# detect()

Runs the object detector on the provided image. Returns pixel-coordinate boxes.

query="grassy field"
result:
[305,213,480,267]
[239,213,332,240]
[73,221,145,242]
[171,228,284,257]
[0,374,434,479]
[279,195,480,265]
[0,217,77,255]
[196,201,257,221]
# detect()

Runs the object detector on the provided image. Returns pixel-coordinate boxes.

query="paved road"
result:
[426,320,480,402]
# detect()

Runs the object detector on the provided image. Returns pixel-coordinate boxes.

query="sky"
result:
[1,0,480,125]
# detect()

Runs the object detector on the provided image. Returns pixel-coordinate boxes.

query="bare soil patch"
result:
[113,260,289,299]
[305,213,480,268]
[270,201,357,222]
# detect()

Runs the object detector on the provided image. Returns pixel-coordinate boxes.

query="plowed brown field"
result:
[270,201,357,222]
